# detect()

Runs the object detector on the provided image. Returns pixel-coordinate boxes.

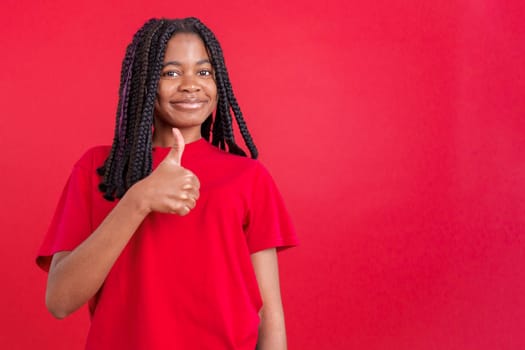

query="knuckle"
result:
[171,202,184,212]
[181,183,193,190]
[180,206,191,216]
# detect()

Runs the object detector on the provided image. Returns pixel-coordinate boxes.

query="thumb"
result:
[167,128,185,165]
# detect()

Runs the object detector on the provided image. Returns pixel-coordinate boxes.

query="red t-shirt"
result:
[36,139,298,350]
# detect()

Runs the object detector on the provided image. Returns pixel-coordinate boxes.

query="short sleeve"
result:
[244,163,299,254]
[36,162,93,272]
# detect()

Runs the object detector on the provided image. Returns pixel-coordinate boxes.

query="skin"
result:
[46,33,287,349]
[153,33,218,146]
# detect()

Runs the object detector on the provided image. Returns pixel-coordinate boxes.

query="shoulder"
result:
[73,145,111,172]
[203,142,270,178]
[188,141,277,190]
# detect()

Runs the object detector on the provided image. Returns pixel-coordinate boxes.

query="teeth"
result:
[173,102,204,109]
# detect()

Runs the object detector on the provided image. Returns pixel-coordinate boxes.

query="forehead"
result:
[163,33,210,61]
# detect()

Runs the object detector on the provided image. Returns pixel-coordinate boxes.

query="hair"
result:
[97,17,258,201]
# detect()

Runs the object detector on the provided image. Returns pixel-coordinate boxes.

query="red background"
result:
[1,0,524,349]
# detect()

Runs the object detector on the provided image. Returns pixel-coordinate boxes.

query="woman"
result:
[36,17,298,350]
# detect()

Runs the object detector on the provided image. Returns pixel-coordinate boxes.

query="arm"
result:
[46,190,149,319]
[251,248,287,350]
[46,128,199,319]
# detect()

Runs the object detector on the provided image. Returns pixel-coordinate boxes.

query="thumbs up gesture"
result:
[129,128,200,216]
[166,126,186,166]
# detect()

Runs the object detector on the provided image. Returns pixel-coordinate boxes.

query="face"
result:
[153,33,217,145]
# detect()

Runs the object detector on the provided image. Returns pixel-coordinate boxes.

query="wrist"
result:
[122,180,152,217]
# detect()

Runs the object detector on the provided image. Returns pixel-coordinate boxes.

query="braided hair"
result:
[97,17,258,201]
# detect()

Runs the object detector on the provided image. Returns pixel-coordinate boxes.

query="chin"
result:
[155,116,206,130]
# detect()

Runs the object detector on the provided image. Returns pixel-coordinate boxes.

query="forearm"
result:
[257,307,287,350]
[46,189,149,318]
[251,248,288,350]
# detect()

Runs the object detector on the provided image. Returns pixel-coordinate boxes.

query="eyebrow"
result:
[162,59,212,67]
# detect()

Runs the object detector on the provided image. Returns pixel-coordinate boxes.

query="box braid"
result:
[97,17,258,201]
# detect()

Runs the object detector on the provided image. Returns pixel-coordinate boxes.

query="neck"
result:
[152,127,202,146]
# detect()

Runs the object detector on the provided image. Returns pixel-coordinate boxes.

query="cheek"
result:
[156,80,176,101]
[210,88,218,108]
[208,83,218,101]
[154,86,169,115]
[156,86,168,103]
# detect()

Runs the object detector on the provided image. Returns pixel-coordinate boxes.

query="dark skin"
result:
[45,33,287,349]
[153,33,218,146]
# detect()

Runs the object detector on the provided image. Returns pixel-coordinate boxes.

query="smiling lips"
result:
[170,98,208,110]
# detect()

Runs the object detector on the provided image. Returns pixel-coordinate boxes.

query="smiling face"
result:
[153,33,218,145]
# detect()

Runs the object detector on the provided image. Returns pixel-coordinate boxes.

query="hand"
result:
[130,128,200,216]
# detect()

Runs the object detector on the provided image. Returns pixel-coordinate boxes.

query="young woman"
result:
[36,17,298,350]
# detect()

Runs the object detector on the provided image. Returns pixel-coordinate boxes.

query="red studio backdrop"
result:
[1,0,524,349]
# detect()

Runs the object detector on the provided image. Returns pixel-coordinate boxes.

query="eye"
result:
[198,69,213,77]
[161,71,180,79]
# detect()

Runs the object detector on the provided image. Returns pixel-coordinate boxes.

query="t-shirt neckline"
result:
[152,138,209,153]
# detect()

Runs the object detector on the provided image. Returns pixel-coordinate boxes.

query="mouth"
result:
[170,99,208,110]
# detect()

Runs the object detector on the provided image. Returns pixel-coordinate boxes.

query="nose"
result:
[178,75,201,93]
